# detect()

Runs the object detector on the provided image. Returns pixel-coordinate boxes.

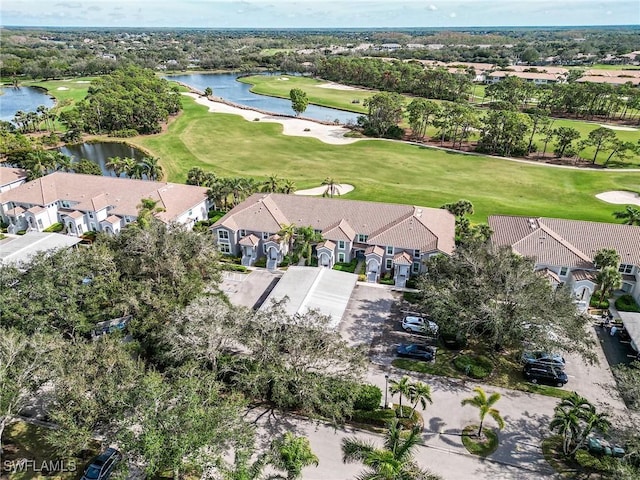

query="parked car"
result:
[523,363,568,387]
[587,437,625,457]
[396,344,436,361]
[521,351,566,368]
[81,448,121,480]
[401,316,438,335]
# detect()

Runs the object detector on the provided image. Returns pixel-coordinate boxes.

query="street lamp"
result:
[384,374,389,409]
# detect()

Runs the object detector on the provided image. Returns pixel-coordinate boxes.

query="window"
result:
[385,259,393,269]
[559,267,569,276]
[37,218,43,229]
[88,211,94,219]
[619,264,634,274]
[338,252,345,262]
[219,244,231,254]
[413,249,420,258]
[188,209,192,216]
[413,262,421,273]
[338,240,345,250]
[314,229,322,235]
[239,229,246,238]
[386,246,393,255]
[218,229,229,240]
[357,234,368,243]
[262,232,270,240]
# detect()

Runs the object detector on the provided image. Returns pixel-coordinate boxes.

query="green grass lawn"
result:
[23,77,94,107]
[239,74,640,166]
[130,94,640,223]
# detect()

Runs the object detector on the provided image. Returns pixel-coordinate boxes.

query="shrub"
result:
[380,273,395,285]
[616,294,640,313]
[358,274,366,282]
[453,354,493,379]
[590,295,609,309]
[221,263,247,273]
[109,128,139,138]
[43,222,64,233]
[254,257,267,268]
[208,210,226,222]
[333,259,358,273]
[192,220,212,233]
[354,384,382,411]
[16,230,26,235]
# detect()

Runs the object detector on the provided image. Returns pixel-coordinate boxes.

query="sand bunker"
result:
[294,184,355,196]
[277,77,289,81]
[184,92,361,145]
[56,87,69,91]
[75,80,91,84]
[318,82,361,91]
[596,190,640,205]
[599,124,638,132]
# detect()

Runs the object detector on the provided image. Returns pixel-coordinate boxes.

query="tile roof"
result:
[576,76,640,86]
[393,251,413,265]
[0,166,27,187]
[5,206,25,216]
[26,206,46,215]
[102,215,122,225]
[317,239,336,250]
[0,172,208,223]
[60,210,84,220]
[571,269,597,282]
[365,245,385,257]
[489,215,640,268]
[214,194,455,254]
[536,268,561,284]
[239,234,260,247]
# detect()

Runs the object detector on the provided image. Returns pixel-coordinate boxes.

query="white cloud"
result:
[428,4,437,10]
[449,12,457,18]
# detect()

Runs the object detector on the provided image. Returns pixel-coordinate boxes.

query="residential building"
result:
[485,71,564,85]
[489,215,640,310]
[212,193,455,287]
[575,75,640,87]
[0,172,210,235]
[0,166,27,193]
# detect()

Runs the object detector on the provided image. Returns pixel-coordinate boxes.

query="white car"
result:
[401,316,438,335]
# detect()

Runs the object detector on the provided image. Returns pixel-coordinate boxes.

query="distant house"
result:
[212,193,455,287]
[576,75,640,87]
[0,166,27,193]
[489,215,640,311]
[485,71,564,85]
[0,172,210,235]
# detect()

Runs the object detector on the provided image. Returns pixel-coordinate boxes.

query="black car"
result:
[81,448,121,480]
[396,344,436,361]
[523,363,568,387]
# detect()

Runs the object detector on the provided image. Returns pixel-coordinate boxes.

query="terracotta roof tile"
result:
[239,234,260,247]
[489,215,640,268]
[571,269,597,282]
[317,239,336,250]
[393,251,413,265]
[0,166,27,187]
[365,245,384,257]
[214,194,455,255]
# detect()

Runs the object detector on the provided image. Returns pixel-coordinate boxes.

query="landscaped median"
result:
[392,342,573,399]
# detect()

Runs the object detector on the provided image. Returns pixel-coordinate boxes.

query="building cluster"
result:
[1,167,637,310]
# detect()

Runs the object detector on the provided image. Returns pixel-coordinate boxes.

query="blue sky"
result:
[2,0,639,28]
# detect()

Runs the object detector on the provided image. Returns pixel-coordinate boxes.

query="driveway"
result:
[220,269,282,309]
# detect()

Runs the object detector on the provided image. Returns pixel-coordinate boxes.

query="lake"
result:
[58,142,147,177]
[165,73,360,124]
[0,86,55,123]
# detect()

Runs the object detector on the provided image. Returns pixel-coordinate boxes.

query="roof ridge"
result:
[536,221,593,263]
[369,208,414,239]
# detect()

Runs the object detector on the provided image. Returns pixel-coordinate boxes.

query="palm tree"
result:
[613,205,640,226]
[321,177,342,198]
[460,387,505,438]
[261,174,282,193]
[341,419,441,480]
[278,223,297,257]
[550,393,611,456]
[215,447,269,480]
[121,157,138,178]
[409,381,433,417]
[596,265,622,304]
[269,432,319,480]
[52,152,73,172]
[136,197,166,229]
[105,156,125,177]
[280,178,296,194]
[388,376,412,418]
[140,156,164,181]
[293,226,322,267]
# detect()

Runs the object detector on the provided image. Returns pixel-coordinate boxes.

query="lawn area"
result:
[239,74,370,114]
[2,420,99,480]
[130,93,640,223]
[23,77,94,108]
[392,345,573,399]
[239,74,640,166]
[583,64,640,71]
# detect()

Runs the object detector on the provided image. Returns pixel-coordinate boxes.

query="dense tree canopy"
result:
[75,66,181,134]
[416,243,596,361]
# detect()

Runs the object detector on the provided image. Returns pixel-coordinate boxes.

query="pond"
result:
[0,86,55,123]
[165,73,360,124]
[58,142,147,177]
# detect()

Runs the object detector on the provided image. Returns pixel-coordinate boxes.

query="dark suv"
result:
[523,363,568,387]
[80,448,121,480]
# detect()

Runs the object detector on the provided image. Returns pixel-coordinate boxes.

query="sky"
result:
[2,0,639,28]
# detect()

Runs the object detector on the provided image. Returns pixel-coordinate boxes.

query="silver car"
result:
[401,316,438,335]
